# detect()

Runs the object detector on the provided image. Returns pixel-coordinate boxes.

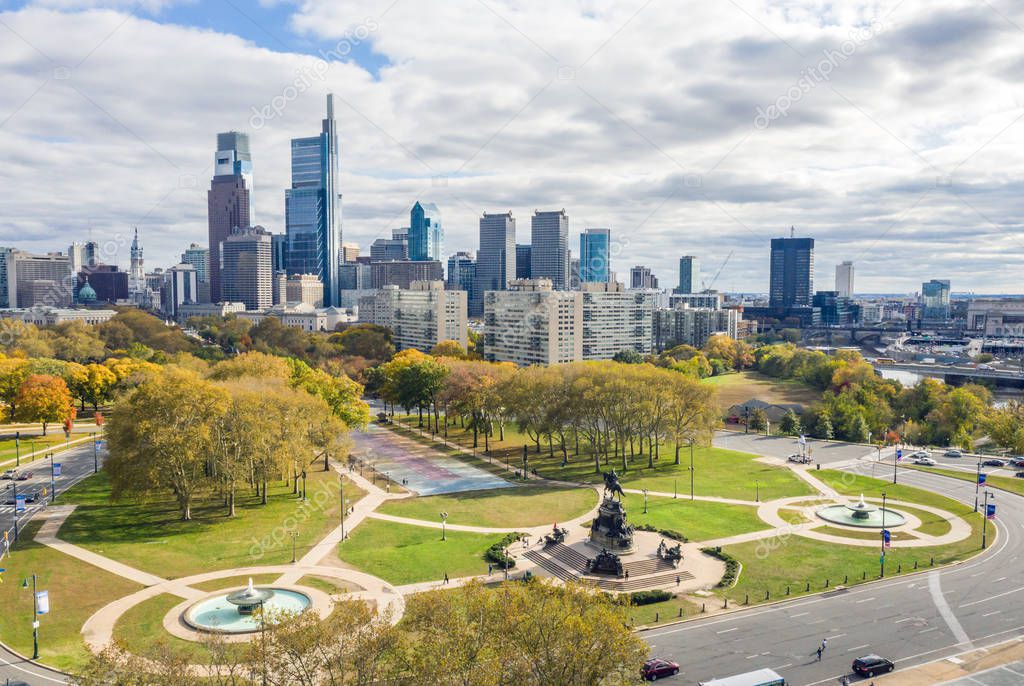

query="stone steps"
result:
[594,569,696,592]
[524,549,580,582]
[546,542,591,573]
[623,557,678,576]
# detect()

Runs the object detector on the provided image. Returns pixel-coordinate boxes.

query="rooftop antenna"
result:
[790,225,795,238]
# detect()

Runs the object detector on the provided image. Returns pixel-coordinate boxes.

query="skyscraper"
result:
[769,233,814,308]
[285,94,341,306]
[580,228,610,283]
[677,256,699,294]
[207,131,253,302]
[370,229,410,262]
[472,212,516,316]
[835,261,854,298]
[530,210,569,290]
[515,244,532,280]
[630,265,658,290]
[222,226,272,310]
[921,279,951,320]
[181,244,209,283]
[447,251,476,305]
[409,202,443,261]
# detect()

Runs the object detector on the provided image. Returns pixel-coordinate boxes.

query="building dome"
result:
[77,279,97,303]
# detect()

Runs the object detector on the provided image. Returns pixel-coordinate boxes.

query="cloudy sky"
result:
[1,0,1023,294]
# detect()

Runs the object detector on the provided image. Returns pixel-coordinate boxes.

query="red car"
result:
[642,658,680,681]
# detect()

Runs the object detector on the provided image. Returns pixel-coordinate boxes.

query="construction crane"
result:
[703,250,734,291]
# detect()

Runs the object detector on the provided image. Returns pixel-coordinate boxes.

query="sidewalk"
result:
[871,637,1024,685]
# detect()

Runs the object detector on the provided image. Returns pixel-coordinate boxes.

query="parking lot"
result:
[714,431,874,464]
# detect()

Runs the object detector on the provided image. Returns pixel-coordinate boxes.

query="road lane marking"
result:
[919,627,938,634]
[958,586,1024,609]
[982,611,1001,617]
[855,597,875,603]
[895,617,914,624]
[826,633,846,639]
[929,571,973,648]
[790,612,809,618]
[716,627,738,634]
[847,644,870,652]
[995,576,1007,582]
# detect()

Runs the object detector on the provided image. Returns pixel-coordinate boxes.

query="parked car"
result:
[787,454,810,464]
[1016,471,1024,479]
[641,658,680,681]
[14,471,32,480]
[852,654,895,677]
[944,449,963,458]
[1010,458,1024,468]
[982,459,1007,467]
[1,469,15,480]
[913,456,936,466]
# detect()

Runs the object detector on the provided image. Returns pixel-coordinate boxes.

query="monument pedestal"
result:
[588,497,635,554]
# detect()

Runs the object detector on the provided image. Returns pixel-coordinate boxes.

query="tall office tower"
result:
[921,279,951,320]
[580,228,610,283]
[0,248,11,308]
[129,228,145,289]
[516,244,532,279]
[207,131,253,302]
[221,226,272,310]
[630,265,658,290]
[181,244,209,283]
[162,264,199,318]
[285,94,341,306]
[341,243,360,263]
[8,251,73,307]
[370,229,410,262]
[472,212,516,316]
[530,210,569,290]
[570,255,581,289]
[447,251,476,306]
[835,261,854,298]
[677,256,699,294]
[271,233,288,274]
[409,202,443,261]
[68,242,99,274]
[769,232,814,308]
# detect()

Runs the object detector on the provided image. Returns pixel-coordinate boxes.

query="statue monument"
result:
[588,470,635,554]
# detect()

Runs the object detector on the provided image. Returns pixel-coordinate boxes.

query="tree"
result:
[611,349,644,364]
[779,409,802,436]
[65,362,118,411]
[747,407,767,432]
[208,351,292,382]
[289,360,369,430]
[0,356,31,418]
[330,324,395,361]
[106,368,229,520]
[847,413,870,443]
[430,340,468,359]
[15,374,76,434]
[986,401,1024,454]
[50,321,106,362]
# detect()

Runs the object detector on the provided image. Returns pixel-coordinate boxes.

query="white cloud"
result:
[1,0,1023,293]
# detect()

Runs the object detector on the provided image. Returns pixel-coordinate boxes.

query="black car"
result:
[982,459,1006,467]
[852,654,894,677]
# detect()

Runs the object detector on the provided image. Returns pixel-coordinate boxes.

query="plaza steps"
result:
[523,549,580,582]
[593,569,696,593]
[545,543,591,573]
[622,557,677,577]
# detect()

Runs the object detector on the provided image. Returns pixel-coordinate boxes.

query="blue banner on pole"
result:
[896,449,903,461]
[987,503,997,520]
[36,590,49,614]
[882,529,892,548]
[978,473,987,485]
[53,463,61,477]
[14,495,26,513]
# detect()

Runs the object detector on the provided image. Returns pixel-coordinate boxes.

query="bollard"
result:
[678,607,683,618]
[862,571,866,580]
[844,575,848,584]
[701,602,706,613]
[914,560,918,569]
[825,578,830,588]
[765,590,770,601]
[931,557,935,567]
[897,563,901,574]
[724,598,728,609]
[655,612,659,623]
[786,585,790,596]
[744,593,749,605]
[805,582,810,592]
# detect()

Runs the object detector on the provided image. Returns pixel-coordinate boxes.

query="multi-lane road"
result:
[0,440,104,686]
[645,463,1022,684]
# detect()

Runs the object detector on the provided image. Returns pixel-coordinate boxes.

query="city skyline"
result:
[2,2,1023,293]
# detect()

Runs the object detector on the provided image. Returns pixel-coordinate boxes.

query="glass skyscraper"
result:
[579,228,610,283]
[409,201,443,261]
[769,235,814,308]
[677,255,699,293]
[472,212,516,316]
[286,94,341,306]
[530,210,569,290]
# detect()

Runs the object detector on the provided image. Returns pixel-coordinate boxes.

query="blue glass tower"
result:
[409,201,443,261]
[580,228,610,283]
[286,94,341,306]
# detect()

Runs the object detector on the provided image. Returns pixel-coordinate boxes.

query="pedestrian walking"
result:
[625,570,630,581]
[816,646,822,661]
[443,572,449,584]
[488,563,493,576]
[675,574,681,586]
[821,638,828,653]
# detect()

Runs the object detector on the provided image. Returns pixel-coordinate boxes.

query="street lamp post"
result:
[301,470,307,501]
[689,441,695,502]
[15,431,19,467]
[22,573,38,659]
[289,530,298,563]
[983,490,994,550]
[974,460,982,512]
[440,511,449,541]
[755,480,760,503]
[48,453,55,503]
[880,492,887,578]
[642,489,649,514]
[91,431,98,474]
[11,480,18,542]
[503,547,510,581]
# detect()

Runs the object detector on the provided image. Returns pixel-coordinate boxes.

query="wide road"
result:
[0,440,105,686]
[645,466,1022,685]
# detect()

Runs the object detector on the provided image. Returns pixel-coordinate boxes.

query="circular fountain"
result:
[184,578,311,634]
[816,494,907,528]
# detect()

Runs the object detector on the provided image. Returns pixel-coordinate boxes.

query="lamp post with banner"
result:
[983,491,996,550]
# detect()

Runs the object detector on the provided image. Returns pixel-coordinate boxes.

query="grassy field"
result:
[188,573,281,593]
[907,464,1024,497]
[339,518,511,585]
[377,485,597,528]
[704,371,821,410]
[0,520,143,672]
[778,508,811,524]
[0,433,84,467]
[718,472,987,605]
[627,595,703,627]
[394,417,813,501]
[298,575,353,594]
[56,469,363,579]
[812,525,917,541]
[626,495,770,543]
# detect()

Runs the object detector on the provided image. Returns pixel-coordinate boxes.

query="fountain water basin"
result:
[816,494,907,528]
[184,579,311,634]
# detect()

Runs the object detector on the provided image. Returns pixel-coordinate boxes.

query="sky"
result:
[1,0,1023,294]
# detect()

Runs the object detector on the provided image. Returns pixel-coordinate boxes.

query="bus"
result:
[699,668,786,686]
[874,357,897,365]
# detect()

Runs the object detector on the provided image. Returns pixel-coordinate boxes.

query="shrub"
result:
[485,532,524,569]
[702,546,740,588]
[635,524,688,542]
[630,590,673,606]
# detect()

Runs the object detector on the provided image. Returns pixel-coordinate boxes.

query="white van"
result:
[699,669,786,686]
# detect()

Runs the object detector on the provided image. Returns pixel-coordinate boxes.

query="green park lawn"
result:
[392,417,813,501]
[703,371,822,410]
[0,433,83,467]
[188,573,282,593]
[339,518,511,585]
[55,468,365,579]
[0,520,143,672]
[716,472,987,606]
[111,593,246,664]
[376,485,597,528]
[907,464,1024,498]
[627,595,703,627]
[625,494,770,543]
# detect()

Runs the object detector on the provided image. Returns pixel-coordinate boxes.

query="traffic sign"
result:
[978,473,987,485]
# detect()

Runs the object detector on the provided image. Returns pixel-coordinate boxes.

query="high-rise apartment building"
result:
[285,94,341,306]
[580,228,610,283]
[207,131,252,302]
[472,212,516,316]
[0,248,13,308]
[630,265,659,290]
[221,226,272,310]
[835,261,854,299]
[181,244,209,283]
[484,279,582,366]
[530,210,569,290]
[360,281,467,352]
[409,202,443,262]
[581,282,654,360]
[677,256,699,294]
[769,233,814,308]
[921,279,951,320]
[654,306,740,351]
[515,244,532,280]
[8,251,72,308]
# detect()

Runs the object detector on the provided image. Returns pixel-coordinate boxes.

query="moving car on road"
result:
[698,668,786,686]
[982,459,1007,467]
[641,658,679,681]
[1,469,15,479]
[910,450,930,459]
[14,471,32,480]
[913,456,936,465]
[852,654,895,677]
[944,449,963,458]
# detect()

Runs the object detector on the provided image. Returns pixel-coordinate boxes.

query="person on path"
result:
[816,646,822,661]
[443,572,449,584]
[821,638,828,653]
[625,570,630,581]
[675,575,681,586]
[487,564,493,576]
